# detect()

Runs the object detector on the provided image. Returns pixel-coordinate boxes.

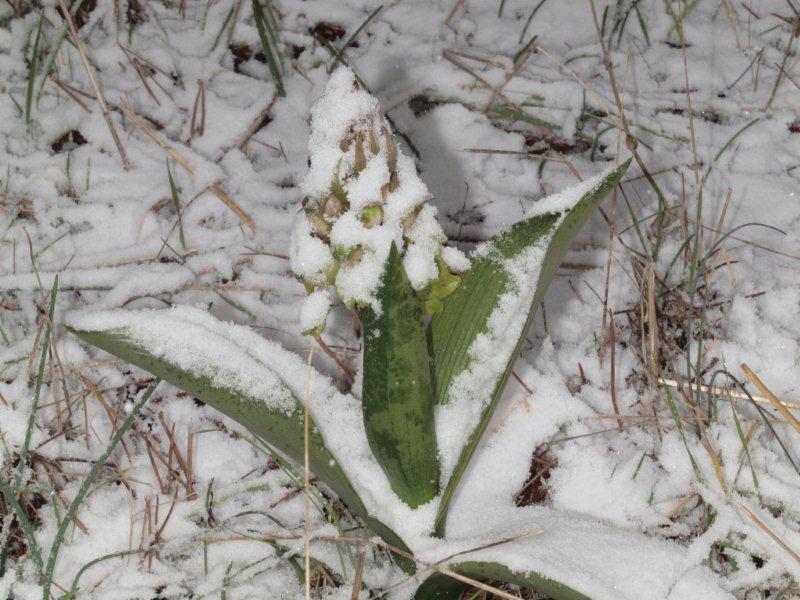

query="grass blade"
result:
[42,378,161,600]
[0,479,43,575]
[16,276,58,495]
[25,12,44,124]
[36,0,89,101]
[166,160,187,251]
[251,0,285,97]
[329,5,383,71]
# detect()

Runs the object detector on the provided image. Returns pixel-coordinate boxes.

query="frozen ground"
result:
[1,0,800,598]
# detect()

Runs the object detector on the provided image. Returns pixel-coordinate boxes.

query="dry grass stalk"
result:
[608,310,623,431]
[442,51,524,113]
[157,412,197,499]
[741,364,800,436]
[232,92,279,155]
[735,501,800,566]
[57,0,131,170]
[118,105,256,231]
[645,261,658,384]
[764,12,799,110]
[462,148,582,181]
[587,0,668,210]
[50,75,91,112]
[443,0,467,27]
[350,548,367,600]
[482,43,536,112]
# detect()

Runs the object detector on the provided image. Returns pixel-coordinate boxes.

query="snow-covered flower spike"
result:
[290,68,469,335]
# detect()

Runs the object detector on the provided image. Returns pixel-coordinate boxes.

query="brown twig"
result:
[118,104,256,231]
[741,364,800,435]
[350,548,367,600]
[315,335,356,384]
[57,0,131,170]
[608,309,623,431]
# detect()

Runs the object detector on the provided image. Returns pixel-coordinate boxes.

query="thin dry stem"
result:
[57,0,131,170]
[741,364,800,435]
[118,105,256,231]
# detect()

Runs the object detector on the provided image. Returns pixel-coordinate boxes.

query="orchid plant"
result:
[68,68,630,599]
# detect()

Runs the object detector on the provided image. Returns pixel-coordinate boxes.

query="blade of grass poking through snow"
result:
[16,276,58,496]
[25,12,44,124]
[0,277,58,575]
[329,4,383,71]
[429,160,630,536]
[166,160,187,250]
[362,243,440,508]
[36,0,89,100]
[0,479,43,575]
[414,562,590,600]
[251,0,285,97]
[264,0,285,69]
[65,308,415,573]
[41,378,160,600]
[700,118,759,190]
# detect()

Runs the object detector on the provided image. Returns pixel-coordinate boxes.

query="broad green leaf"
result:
[67,322,415,574]
[430,160,631,535]
[362,243,440,508]
[414,561,590,600]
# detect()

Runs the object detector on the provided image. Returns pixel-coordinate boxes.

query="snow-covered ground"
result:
[1,0,800,598]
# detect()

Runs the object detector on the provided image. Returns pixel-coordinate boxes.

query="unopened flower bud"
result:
[360,205,383,228]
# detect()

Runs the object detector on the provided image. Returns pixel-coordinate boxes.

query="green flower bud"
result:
[360,205,383,228]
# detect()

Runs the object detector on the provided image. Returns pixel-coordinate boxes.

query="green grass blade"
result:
[17,276,59,495]
[251,0,285,97]
[414,561,590,600]
[42,378,161,600]
[66,315,415,573]
[430,160,631,536]
[36,0,89,101]
[0,479,43,575]
[362,243,439,508]
[166,160,187,251]
[329,4,383,71]
[25,12,44,125]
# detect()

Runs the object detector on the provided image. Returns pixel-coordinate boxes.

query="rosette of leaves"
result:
[68,70,632,599]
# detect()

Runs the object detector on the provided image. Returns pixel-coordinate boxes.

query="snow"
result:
[523,164,618,218]
[299,288,332,334]
[1,0,799,597]
[437,243,550,479]
[67,308,297,416]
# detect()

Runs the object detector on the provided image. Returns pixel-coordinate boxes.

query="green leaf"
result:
[362,243,440,508]
[66,321,415,574]
[414,561,590,600]
[430,160,631,535]
[252,0,285,97]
